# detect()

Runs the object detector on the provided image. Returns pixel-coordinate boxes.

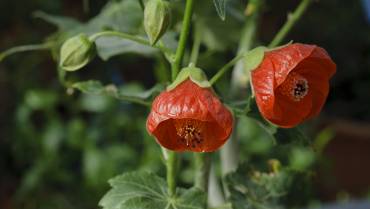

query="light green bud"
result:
[59,34,96,71]
[144,0,171,45]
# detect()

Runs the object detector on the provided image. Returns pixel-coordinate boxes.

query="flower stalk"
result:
[166,150,177,197]
[0,43,51,62]
[171,0,195,81]
[194,153,212,192]
[209,53,247,85]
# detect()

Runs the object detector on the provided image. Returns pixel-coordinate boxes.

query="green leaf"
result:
[99,171,206,209]
[225,163,290,209]
[89,0,143,34]
[198,16,240,51]
[95,36,157,61]
[36,0,158,61]
[213,0,226,21]
[72,80,164,106]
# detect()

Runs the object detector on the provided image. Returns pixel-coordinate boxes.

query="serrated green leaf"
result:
[213,0,226,21]
[99,172,167,209]
[99,171,206,209]
[225,164,290,209]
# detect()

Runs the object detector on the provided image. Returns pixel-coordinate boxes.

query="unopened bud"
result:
[144,0,171,45]
[59,34,96,71]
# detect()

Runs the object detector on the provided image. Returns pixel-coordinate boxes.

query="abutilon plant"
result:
[0,0,338,208]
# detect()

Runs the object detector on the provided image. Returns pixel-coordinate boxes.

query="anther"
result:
[174,119,204,148]
[278,72,309,102]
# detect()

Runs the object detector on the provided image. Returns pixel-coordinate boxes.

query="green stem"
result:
[89,31,172,55]
[194,153,211,192]
[209,53,246,85]
[268,0,312,48]
[115,96,151,107]
[0,43,51,62]
[166,151,177,197]
[171,0,195,81]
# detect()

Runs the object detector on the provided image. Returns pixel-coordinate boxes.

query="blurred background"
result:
[0,0,369,209]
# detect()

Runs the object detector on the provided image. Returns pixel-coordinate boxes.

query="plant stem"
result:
[0,43,51,62]
[209,53,246,85]
[171,0,195,81]
[89,31,172,55]
[167,150,177,197]
[194,153,211,192]
[268,0,312,48]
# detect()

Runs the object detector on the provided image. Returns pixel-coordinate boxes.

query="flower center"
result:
[174,119,204,148]
[278,72,309,102]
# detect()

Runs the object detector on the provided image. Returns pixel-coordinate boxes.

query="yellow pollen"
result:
[174,119,204,148]
[278,72,309,102]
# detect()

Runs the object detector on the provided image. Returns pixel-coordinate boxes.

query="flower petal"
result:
[268,43,316,87]
[270,92,313,128]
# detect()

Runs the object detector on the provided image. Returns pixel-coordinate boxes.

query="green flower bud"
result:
[59,34,96,71]
[144,0,171,45]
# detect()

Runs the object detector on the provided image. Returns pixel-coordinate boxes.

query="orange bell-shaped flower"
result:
[251,43,336,128]
[147,67,233,152]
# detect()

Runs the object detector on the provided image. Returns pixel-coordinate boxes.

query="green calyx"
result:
[144,0,171,45]
[59,33,96,72]
[244,41,293,73]
[244,46,267,74]
[167,66,211,91]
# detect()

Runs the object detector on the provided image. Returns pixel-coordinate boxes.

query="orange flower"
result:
[251,43,336,128]
[147,79,233,152]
